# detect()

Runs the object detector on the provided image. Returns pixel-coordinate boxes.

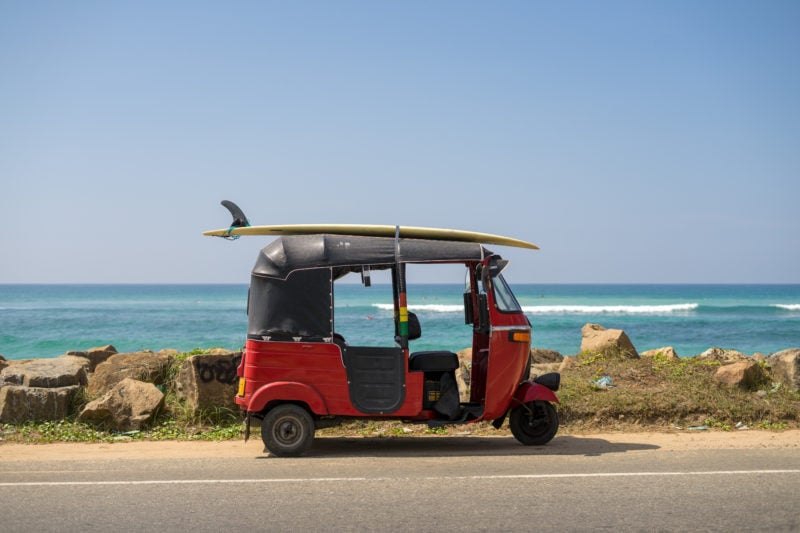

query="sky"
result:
[1,1,798,284]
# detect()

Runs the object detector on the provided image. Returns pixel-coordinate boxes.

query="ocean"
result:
[1,284,798,360]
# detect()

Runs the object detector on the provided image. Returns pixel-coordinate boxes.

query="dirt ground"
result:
[2,429,798,461]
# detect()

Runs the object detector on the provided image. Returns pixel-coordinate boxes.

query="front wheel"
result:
[509,401,558,445]
[261,404,315,457]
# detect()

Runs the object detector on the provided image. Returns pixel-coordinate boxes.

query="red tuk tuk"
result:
[207,205,560,456]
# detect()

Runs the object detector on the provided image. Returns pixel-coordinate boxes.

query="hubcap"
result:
[275,417,301,444]
[526,407,548,432]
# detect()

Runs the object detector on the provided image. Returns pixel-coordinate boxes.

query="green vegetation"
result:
[1,348,246,444]
[1,349,798,444]
[557,351,799,432]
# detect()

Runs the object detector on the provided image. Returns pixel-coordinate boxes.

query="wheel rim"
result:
[521,404,551,438]
[274,416,304,446]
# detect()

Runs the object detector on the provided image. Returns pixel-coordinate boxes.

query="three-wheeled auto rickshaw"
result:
[206,204,560,456]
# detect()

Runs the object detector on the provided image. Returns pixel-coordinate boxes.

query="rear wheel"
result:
[261,404,315,457]
[509,401,558,445]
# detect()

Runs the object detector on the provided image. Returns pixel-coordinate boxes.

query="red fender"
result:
[248,381,328,415]
[513,380,560,405]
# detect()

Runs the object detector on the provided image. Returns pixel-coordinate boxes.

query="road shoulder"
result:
[2,429,798,461]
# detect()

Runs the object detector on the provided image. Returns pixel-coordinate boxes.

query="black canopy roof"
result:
[251,234,492,280]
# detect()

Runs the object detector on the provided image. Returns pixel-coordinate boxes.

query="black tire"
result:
[261,404,315,457]
[509,401,558,445]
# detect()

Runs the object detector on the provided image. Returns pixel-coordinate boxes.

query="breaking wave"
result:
[522,303,699,314]
[373,303,462,313]
[373,303,700,315]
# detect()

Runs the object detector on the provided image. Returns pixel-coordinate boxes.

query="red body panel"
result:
[480,330,530,419]
[513,381,560,405]
[248,381,329,414]
[468,273,533,420]
[239,339,424,417]
[479,320,531,419]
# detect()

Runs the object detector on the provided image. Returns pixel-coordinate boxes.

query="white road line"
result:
[1,470,799,487]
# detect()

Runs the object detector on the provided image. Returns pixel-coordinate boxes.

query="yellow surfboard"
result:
[203,224,538,250]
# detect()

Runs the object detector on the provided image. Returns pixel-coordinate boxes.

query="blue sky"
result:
[1,1,798,284]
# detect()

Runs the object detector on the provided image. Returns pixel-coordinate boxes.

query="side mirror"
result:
[463,291,473,325]
[477,293,489,334]
[361,266,371,287]
[407,312,421,340]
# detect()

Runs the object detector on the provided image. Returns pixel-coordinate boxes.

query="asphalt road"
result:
[2,436,799,532]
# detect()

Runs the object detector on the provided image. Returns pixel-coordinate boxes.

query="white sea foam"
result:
[773,304,800,311]
[373,303,463,312]
[373,302,699,314]
[409,304,464,312]
[522,303,699,314]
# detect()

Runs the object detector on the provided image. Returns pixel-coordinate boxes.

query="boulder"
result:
[0,355,7,373]
[559,356,576,372]
[698,347,748,363]
[641,347,680,360]
[79,378,164,430]
[175,351,242,412]
[65,345,118,372]
[0,385,81,423]
[531,363,561,378]
[530,348,563,364]
[87,351,173,397]
[767,348,800,391]
[0,356,89,388]
[714,360,765,390]
[580,323,639,359]
[200,348,232,356]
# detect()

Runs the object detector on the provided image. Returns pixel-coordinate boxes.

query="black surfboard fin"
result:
[221,200,250,228]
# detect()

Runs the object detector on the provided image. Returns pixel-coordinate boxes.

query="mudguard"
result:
[248,381,328,415]
[492,380,560,428]
[513,380,560,405]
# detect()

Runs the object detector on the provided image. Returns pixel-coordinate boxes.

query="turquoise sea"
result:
[1,284,799,360]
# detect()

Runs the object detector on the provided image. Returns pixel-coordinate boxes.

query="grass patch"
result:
[1,348,245,444]
[557,352,800,431]
[2,349,798,444]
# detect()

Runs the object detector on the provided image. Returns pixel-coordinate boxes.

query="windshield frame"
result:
[489,261,523,313]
